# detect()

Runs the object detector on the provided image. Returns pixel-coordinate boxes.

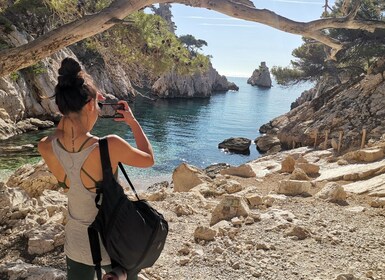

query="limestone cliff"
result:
[152,64,239,98]
[0,26,136,140]
[259,60,385,152]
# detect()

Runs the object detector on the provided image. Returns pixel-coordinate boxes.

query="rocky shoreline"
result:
[1,137,385,279]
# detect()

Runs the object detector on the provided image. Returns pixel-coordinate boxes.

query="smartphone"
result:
[99,103,124,118]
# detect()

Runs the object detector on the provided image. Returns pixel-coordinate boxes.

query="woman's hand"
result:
[114,100,136,126]
[102,273,118,280]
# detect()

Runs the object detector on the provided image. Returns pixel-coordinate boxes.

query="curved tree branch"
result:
[0,0,384,76]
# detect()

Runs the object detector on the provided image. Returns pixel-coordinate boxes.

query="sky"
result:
[170,0,335,77]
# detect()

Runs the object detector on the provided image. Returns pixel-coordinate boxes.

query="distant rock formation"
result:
[247,62,272,88]
[152,64,239,98]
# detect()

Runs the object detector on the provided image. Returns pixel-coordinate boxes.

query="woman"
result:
[38,57,154,280]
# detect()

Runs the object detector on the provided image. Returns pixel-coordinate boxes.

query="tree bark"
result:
[0,0,385,77]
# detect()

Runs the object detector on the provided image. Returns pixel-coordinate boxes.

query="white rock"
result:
[172,163,212,192]
[315,182,347,202]
[224,180,242,194]
[194,226,216,241]
[220,164,256,178]
[277,180,312,196]
[210,195,249,226]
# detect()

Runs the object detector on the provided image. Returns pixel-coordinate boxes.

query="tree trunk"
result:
[0,0,385,77]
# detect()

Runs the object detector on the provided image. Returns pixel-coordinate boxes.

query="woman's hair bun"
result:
[58,57,81,77]
[57,57,84,88]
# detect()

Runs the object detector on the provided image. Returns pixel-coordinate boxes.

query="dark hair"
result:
[54,57,98,115]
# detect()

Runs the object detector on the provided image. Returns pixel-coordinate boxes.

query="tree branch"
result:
[0,0,384,76]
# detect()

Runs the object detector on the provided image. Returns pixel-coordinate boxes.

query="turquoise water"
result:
[0,77,312,188]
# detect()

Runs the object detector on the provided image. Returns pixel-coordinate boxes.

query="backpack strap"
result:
[88,227,103,280]
[99,137,114,182]
[88,137,112,280]
[118,162,140,201]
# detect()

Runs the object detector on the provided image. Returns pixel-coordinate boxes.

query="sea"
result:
[0,77,312,190]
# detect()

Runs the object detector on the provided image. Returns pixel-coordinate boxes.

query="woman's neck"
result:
[61,114,92,152]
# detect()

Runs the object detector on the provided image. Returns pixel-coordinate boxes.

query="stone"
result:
[224,180,242,194]
[295,162,320,175]
[290,168,310,181]
[174,204,195,216]
[245,194,263,208]
[336,273,359,280]
[343,148,384,162]
[281,155,296,173]
[0,261,66,280]
[7,161,58,197]
[218,137,251,153]
[315,182,347,202]
[255,135,281,153]
[277,180,311,196]
[210,195,249,226]
[172,163,212,192]
[370,197,385,208]
[220,164,256,178]
[231,217,243,226]
[284,225,311,240]
[194,226,216,242]
[26,224,65,255]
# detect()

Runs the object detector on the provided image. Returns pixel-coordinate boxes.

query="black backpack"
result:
[88,137,168,279]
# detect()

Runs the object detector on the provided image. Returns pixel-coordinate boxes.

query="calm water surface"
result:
[0,77,312,189]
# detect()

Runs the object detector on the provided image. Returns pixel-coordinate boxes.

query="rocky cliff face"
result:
[259,63,385,153]
[152,64,239,98]
[0,26,137,140]
[247,62,272,88]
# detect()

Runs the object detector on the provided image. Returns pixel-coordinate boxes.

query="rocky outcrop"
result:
[247,62,272,88]
[218,137,251,154]
[259,66,385,152]
[152,64,239,98]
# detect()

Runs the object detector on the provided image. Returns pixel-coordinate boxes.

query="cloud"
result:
[199,23,256,28]
[185,16,241,21]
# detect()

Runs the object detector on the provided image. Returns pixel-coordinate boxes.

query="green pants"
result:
[66,257,138,280]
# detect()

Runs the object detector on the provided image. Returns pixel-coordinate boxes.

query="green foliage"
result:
[29,62,47,75]
[90,11,209,83]
[179,34,208,56]
[271,66,303,85]
[10,71,20,82]
[9,0,49,17]
[273,0,385,85]
[0,16,12,33]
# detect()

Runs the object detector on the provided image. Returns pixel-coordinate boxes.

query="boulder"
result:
[315,182,347,203]
[7,160,58,197]
[255,135,281,153]
[219,164,256,178]
[210,194,249,226]
[370,197,385,208]
[277,180,312,196]
[218,137,251,154]
[172,163,212,192]
[295,162,320,175]
[0,261,66,280]
[281,155,296,173]
[194,226,216,242]
[289,168,310,181]
[245,194,263,208]
[224,180,242,194]
[247,62,272,88]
